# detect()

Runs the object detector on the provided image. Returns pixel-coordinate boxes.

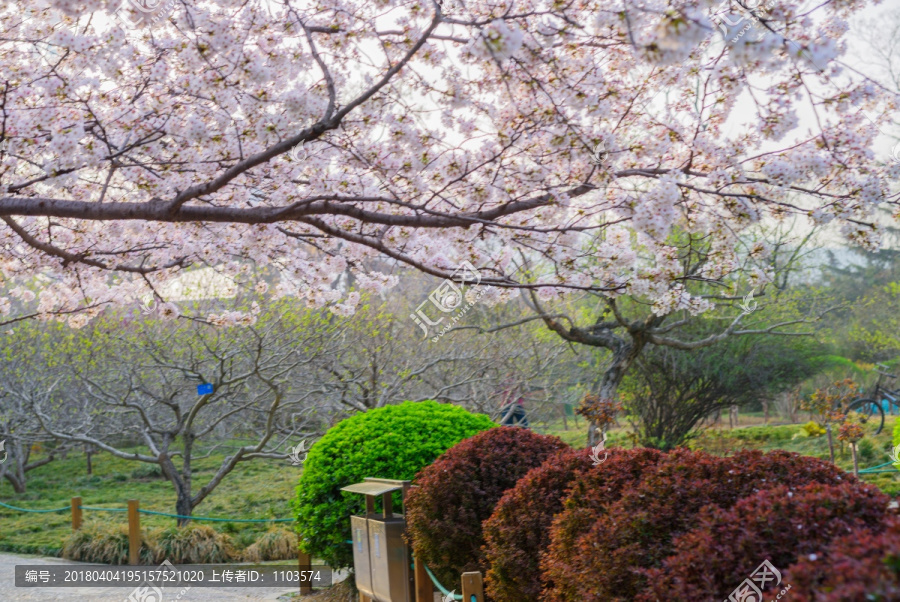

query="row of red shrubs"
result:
[404,427,900,601]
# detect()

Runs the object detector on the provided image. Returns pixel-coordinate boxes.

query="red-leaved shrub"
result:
[482,447,595,602]
[637,482,890,601]
[538,447,665,602]
[784,516,900,601]
[404,427,567,588]
[542,449,851,602]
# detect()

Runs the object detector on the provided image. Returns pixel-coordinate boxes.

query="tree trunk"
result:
[851,442,859,477]
[175,495,194,528]
[158,452,193,527]
[763,400,769,426]
[1,440,27,493]
[826,424,835,464]
[588,341,643,446]
[1,438,56,494]
[2,471,25,493]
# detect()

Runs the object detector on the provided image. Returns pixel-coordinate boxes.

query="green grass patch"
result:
[0,445,298,557]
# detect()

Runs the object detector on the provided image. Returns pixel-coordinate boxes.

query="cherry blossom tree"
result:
[0,0,896,445]
[0,0,893,328]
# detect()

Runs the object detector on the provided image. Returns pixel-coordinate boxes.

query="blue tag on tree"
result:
[197,383,214,395]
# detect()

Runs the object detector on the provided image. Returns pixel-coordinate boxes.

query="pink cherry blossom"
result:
[0,0,894,326]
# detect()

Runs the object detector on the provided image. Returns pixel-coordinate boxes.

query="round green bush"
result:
[291,400,495,570]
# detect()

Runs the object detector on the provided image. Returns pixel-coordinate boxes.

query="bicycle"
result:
[845,363,900,436]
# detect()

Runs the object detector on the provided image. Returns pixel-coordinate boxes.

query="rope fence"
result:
[420,558,463,601]
[857,460,899,474]
[0,496,305,571]
[0,499,292,522]
[0,500,69,513]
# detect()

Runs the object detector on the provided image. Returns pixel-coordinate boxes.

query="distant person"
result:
[499,394,529,428]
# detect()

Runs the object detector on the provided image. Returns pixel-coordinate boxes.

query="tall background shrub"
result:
[292,400,494,570]
[784,517,900,601]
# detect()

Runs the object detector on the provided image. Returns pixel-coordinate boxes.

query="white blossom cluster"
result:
[0,0,894,327]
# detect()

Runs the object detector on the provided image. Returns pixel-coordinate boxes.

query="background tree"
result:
[511,228,831,443]
[619,321,827,450]
[30,300,339,524]
[0,322,77,492]
[800,379,860,464]
[0,0,892,345]
[314,283,596,420]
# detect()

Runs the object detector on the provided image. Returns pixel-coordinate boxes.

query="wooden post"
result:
[71,497,82,531]
[414,556,433,602]
[298,549,312,594]
[461,571,484,602]
[127,500,140,565]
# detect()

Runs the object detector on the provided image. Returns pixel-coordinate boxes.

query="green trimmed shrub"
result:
[802,421,826,437]
[292,401,495,570]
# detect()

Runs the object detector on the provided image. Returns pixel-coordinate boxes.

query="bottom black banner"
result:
[15,562,332,588]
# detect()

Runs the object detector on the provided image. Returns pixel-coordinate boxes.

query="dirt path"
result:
[0,552,303,601]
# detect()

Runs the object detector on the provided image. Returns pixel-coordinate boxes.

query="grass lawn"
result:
[0,446,299,556]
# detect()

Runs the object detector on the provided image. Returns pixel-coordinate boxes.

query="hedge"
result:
[292,401,494,570]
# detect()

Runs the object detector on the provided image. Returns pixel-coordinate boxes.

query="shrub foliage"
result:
[240,526,297,562]
[292,400,495,570]
[62,522,300,564]
[405,426,567,588]
[543,449,854,601]
[62,522,155,565]
[153,524,238,564]
[784,517,900,601]
[638,482,890,601]
[482,447,595,602]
